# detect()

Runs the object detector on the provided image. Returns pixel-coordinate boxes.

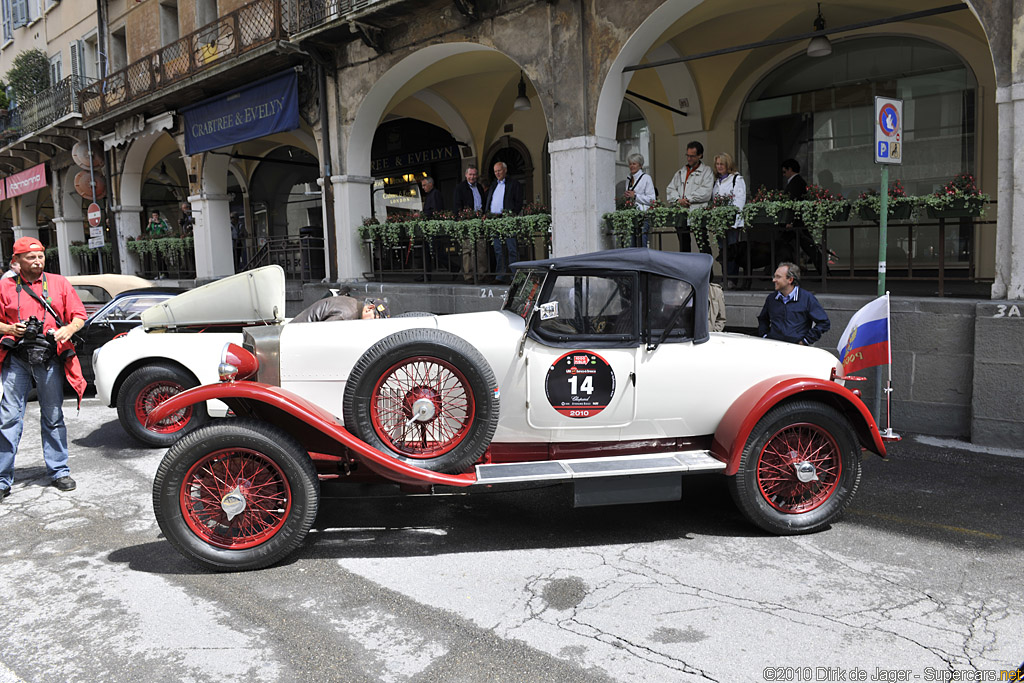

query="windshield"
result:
[503,269,546,320]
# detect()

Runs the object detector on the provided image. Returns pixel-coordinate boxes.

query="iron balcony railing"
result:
[0,74,91,146]
[80,0,291,121]
[294,0,389,33]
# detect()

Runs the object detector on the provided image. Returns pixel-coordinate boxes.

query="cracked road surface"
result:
[1,398,1023,682]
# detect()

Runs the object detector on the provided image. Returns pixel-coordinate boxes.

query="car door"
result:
[525,272,638,431]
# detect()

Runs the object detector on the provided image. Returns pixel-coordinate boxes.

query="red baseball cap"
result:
[12,237,44,254]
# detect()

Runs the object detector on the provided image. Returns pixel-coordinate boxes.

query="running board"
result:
[473,450,726,485]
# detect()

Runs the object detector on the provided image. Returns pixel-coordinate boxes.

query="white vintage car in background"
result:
[93,266,285,446]
[146,249,888,571]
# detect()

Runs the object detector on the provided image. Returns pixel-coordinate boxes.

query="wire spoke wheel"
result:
[756,422,840,514]
[344,329,499,474]
[135,380,191,434]
[370,356,475,458]
[179,448,291,550]
[729,400,862,535]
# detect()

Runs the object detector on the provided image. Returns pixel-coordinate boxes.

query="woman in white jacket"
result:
[624,153,656,247]
[712,152,746,283]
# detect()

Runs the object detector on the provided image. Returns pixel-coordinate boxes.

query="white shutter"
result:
[69,40,82,78]
[2,0,12,41]
[11,0,26,29]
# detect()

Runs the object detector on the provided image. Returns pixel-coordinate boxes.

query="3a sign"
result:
[874,97,903,165]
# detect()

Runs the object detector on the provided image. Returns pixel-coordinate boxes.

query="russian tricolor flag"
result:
[836,293,891,374]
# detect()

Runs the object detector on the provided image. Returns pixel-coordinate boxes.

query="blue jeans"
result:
[493,237,520,279]
[0,354,70,488]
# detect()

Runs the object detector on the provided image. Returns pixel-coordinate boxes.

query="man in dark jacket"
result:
[453,165,488,283]
[757,262,830,345]
[781,158,826,273]
[420,176,444,217]
[484,161,524,282]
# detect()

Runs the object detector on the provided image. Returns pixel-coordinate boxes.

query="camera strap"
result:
[17,275,68,328]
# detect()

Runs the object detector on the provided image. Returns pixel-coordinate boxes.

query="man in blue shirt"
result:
[757,262,830,345]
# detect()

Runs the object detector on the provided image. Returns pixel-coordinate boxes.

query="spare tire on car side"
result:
[342,328,499,474]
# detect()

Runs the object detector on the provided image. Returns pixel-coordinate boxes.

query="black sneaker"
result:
[0,486,9,501]
[52,476,76,492]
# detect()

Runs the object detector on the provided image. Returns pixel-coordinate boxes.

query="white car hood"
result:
[141,265,286,330]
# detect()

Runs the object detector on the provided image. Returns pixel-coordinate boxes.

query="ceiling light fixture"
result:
[513,72,531,111]
[807,3,832,58]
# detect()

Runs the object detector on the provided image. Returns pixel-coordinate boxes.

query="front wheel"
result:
[729,400,862,535]
[117,363,209,447]
[153,419,319,571]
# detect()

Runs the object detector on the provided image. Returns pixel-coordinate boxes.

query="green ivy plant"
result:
[793,185,849,244]
[742,186,795,226]
[6,49,50,104]
[602,208,642,247]
[918,173,989,217]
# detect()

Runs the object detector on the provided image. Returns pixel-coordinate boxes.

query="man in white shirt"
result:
[666,141,714,252]
[484,161,524,283]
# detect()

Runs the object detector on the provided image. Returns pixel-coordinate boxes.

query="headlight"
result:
[220,342,258,382]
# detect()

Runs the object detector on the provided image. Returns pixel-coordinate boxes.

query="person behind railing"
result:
[623,153,656,248]
[230,212,248,270]
[146,210,171,236]
[179,202,194,236]
[781,159,826,274]
[485,161,524,284]
[418,176,445,280]
[666,141,713,253]
[712,152,746,286]
[453,165,488,284]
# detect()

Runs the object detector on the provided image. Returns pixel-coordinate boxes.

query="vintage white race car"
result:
[147,249,888,571]
[93,266,285,447]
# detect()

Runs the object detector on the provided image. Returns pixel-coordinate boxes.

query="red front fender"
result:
[712,375,886,476]
[147,381,478,487]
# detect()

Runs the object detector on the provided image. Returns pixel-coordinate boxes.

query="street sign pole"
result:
[873,97,903,426]
[86,134,103,274]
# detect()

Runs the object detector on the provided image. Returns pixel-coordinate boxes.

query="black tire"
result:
[117,363,210,448]
[152,419,319,572]
[396,311,435,318]
[728,400,862,535]
[343,328,499,474]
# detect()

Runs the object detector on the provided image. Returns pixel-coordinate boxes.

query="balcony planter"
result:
[858,203,913,221]
[603,209,643,247]
[925,199,985,219]
[743,204,794,227]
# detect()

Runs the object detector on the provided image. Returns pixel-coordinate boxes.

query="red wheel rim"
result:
[756,422,841,514]
[369,356,475,459]
[134,380,192,434]
[179,448,292,549]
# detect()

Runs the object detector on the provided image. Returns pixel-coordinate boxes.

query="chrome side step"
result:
[473,450,726,485]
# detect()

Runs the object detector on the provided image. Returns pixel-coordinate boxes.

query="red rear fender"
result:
[712,376,886,476]
[147,382,478,487]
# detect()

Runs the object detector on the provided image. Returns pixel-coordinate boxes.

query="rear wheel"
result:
[729,400,861,535]
[153,419,319,571]
[117,364,209,447]
[343,328,499,474]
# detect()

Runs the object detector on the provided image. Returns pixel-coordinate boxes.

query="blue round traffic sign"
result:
[878,104,899,137]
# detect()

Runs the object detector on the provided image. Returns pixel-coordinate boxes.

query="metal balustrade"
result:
[0,75,90,145]
[295,0,388,33]
[80,0,287,121]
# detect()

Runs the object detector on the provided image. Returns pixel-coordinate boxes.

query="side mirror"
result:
[538,301,559,320]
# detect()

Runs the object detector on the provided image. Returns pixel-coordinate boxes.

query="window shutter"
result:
[11,0,27,29]
[2,0,12,41]
[69,40,82,79]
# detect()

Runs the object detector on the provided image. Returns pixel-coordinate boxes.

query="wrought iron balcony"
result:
[0,75,90,148]
[294,0,388,32]
[80,0,292,123]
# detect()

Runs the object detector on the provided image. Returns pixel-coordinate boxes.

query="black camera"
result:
[21,315,43,342]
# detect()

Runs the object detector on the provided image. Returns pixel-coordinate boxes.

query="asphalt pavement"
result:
[1,398,1022,682]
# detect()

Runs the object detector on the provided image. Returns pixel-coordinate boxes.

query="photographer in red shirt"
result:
[0,237,87,502]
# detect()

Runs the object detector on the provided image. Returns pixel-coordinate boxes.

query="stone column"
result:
[331,174,372,282]
[113,205,144,276]
[548,136,617,257]
[992,82,1024,301]
[52,217,86,276]
[189,193,233,280]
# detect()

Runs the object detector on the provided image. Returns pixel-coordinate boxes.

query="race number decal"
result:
[545,350,615,418]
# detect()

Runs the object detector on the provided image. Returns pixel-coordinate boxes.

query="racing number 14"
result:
[568,375,594,397]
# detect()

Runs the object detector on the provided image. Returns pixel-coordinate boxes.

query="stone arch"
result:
[120,130,169,209]
[411,89,475,158]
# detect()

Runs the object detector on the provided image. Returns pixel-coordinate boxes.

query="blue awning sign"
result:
[181,69,300,155]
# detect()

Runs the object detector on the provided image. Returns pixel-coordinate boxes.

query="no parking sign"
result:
[874,97,903,165]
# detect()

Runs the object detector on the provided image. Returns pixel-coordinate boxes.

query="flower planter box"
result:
[926,200,983,219]
[745,206,794,226]
[831,205,851,223]
[857,203,912,221]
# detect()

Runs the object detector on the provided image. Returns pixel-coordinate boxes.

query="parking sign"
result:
[874,97,903,165]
